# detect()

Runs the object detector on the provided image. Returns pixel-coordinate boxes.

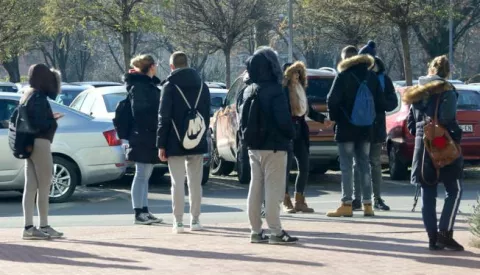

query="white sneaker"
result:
[190,221,203,231]
[172,222,185,234]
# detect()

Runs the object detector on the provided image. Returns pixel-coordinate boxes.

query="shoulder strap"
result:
[173,82,204,110]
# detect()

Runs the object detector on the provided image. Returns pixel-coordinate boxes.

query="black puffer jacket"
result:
[242,48,294,152]
[124,72,161,164]
[157,68,210,157]
[404,76,463,186]
[327,55,386,143]
[372,57,399,143]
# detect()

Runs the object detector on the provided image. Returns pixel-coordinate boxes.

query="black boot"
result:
[437,230,464,251]
[428,232,442,251]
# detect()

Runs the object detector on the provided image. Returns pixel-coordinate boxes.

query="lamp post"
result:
[288,0,293,63]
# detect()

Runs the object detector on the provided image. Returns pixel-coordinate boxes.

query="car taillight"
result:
[103,129,122,146]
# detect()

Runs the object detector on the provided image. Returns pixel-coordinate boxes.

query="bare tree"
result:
[171,0,266,87]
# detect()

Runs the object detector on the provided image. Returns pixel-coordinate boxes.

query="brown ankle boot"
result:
[294,192,314,213]
[283,193,296,213]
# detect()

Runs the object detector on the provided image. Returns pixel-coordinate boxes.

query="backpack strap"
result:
[173,85,192,109]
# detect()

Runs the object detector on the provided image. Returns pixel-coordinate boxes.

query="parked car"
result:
[18,84,90,107]
[0,92,126,202]
[70,86,212,185]
[206,82,227,89]
[0,82,18,93]
[70,81,123,88]
[210,68,337,184]
[383,84,480,180]
[210,88,228,116]
[393,79,463,88]
[468,83,480,86]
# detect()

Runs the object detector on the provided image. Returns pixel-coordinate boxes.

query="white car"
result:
[0,92,127,202]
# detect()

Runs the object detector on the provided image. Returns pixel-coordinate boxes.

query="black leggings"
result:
[286,134,310,194]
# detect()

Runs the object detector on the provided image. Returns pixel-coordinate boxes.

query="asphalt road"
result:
[0,170,479,229]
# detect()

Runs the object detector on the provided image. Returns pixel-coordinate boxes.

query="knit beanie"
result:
[359,40,377,57]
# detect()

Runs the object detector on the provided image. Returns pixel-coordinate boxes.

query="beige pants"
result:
[168,155,203,223]
[23,138,53,227]
[247,150,287,236]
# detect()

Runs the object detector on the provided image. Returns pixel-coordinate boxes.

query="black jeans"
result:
[286,126,310,194]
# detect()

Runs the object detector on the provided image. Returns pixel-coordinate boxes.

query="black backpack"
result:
[8,95,37,159]
[113,94,133,140]
[239,85,268,148]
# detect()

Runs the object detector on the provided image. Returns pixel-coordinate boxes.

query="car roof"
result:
[209,88,228,94]
[454,84,480,92]
[0,92,21,99]
[0,82,16,85]
[62,84,90,91]
[85,86,128,95]
[307,67,337,77]
[71,81,123,86]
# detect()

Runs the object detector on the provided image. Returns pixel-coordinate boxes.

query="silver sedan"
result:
[0,92,127,202]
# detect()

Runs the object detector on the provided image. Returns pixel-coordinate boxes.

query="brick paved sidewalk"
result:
[0,215,479,275]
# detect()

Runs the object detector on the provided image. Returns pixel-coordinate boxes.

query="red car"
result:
[384,84,480,180]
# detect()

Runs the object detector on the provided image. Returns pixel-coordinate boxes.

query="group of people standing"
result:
[17,41,465,251]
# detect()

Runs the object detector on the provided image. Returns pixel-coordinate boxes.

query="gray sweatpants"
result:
[23,138,53,227]
[168,155,203,223]
[248,150,287,236]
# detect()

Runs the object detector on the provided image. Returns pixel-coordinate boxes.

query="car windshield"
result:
[0,85,18,93]
[104,93,127,112]
[457,90,480,110]
[305,78,334,102]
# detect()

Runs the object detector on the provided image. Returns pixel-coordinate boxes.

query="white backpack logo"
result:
[171,84,206,150]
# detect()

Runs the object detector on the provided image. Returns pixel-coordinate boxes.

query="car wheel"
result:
[236,143,251,184]
[310,165,329,175]
[389,148,409,181]
[210,142,234,176]
[201,167,209,186]
[49,156,78,203]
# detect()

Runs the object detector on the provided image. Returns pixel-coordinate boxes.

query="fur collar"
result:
[337,55,374,73]
[284,61,307,88]
[402,80,454,104]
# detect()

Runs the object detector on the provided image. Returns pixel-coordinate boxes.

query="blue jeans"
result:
[131,163,154,209]
[422,179,463,234]
[338,141,372,204]
[353,143,383,200]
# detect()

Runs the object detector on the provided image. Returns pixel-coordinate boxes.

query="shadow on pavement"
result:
[0,243,148,270]
[61,239,324,267]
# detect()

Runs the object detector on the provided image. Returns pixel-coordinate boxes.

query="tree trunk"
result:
[122,31,132,73]
[2,56,20,83]
[224,48,232,88]
[399,24,413,86]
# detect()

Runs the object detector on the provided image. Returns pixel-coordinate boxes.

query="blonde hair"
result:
[428,55,450,78]
[130,54,155,74]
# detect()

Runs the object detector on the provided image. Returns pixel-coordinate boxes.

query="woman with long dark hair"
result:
[21,64,63,240]
[403,55,464,251]
[281,61,333,213]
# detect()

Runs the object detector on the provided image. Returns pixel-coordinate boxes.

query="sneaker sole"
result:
[134,221,154,225]
[268,240,298,245]
[150,220,164,224]
[22,236,50,240]
[251,239,269,244]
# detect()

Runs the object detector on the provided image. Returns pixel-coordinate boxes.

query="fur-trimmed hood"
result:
[402,79,454,104]
[337,55,374,73]
[284,61,307,88]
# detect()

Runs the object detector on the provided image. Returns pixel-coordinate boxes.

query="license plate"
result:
[460,124,473,132]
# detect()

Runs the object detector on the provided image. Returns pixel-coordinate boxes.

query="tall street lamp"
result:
[288,0,293,63]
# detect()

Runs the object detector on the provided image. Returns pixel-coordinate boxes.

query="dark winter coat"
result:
[23,89,58,143]
[124,72,161,164]
[404,77,463,186]
[157,68,210,157]
[372,58,399,143]
[327,55,386,143]
[242,48,295,152]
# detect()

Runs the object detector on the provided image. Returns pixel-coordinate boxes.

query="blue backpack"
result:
[344,74,376,126]
[378,73,385,91]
